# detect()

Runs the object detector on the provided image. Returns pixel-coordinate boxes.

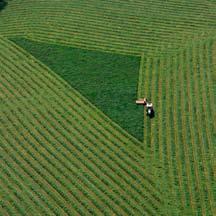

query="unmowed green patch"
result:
[0,0,7,11]
[13,38,144,141]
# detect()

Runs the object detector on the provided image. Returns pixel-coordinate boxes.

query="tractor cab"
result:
[136,98,155,118]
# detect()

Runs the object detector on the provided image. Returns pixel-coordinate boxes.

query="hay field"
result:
[0,0,215,215]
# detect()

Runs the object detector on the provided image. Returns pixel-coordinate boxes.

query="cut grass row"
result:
[1,25,215,58]
[0,37,164,214]
[190,43,215,213]
[163,55,180,213]
[172,54,190,211]
[139,39,215,215]
[137,53,145,99]
[0,70,132,215]
[1,107,119,215]
[3,37,161,182]
[8,0,216,29]
[1,34,214,215]
[0,74,155,215]
[0,159,51,215]
[179,49,200,213]
[4,12,211,44]
[1,91,156,216]
[1,22,177,56]
[0,0,215,56]
[0,151,64,215]
[3,20,214,57]
[12,37,144,142]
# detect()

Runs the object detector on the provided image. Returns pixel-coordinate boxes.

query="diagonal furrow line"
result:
[0,37,165,214]
[0,74,156,215]
[0,53,161,206]
[1,37,164,192]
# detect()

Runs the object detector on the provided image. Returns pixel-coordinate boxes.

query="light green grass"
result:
[0,0,215,56]
[1,37,175,215]
[0,0,216,215]
[141,39,216,215]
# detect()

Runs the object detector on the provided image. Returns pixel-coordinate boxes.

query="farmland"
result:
[0,0,216,215]
[11,38,144,141]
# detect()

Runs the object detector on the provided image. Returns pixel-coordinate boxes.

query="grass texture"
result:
[12,38,144,141]
[0,0,216,215]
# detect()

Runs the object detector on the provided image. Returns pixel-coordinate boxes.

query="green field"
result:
[0,0,216,215]
[11,38,144,141]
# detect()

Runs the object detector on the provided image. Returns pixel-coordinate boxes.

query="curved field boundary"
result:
[139,38,216,215]
[0,0,215,57]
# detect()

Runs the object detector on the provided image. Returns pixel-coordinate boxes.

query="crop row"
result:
[140,39,215,214]
[8,1,216,28]
[1,0,215,57]
[0,75,150,215]
[0,53,157,203]
[0,38,163,214]
[0,69,146,216]
[5,37,163,190]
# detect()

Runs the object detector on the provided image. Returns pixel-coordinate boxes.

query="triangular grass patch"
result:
[12,38,144,141]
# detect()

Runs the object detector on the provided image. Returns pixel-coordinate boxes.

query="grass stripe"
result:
[172,54,186,209]
[1,37,163,193]
[0,61,160,215]
[0,38,164,213]
[191,43,215,214]
[0,57,159,202]
[180,49,198,213]
[0,175,26,215]
[0,132,79,216]
[0,151,61,215]
[0,161,47,215]
[0,75,129,215]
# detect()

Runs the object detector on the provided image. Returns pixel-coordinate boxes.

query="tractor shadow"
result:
[0,0,8,12]
[148,112,155,119]
[146,112,155,119]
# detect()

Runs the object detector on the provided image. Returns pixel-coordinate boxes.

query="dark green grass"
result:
[12,38,144,141]
[0,0,7,11]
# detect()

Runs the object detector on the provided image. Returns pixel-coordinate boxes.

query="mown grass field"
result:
[12,38,144,141]
[0,0,216,215]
